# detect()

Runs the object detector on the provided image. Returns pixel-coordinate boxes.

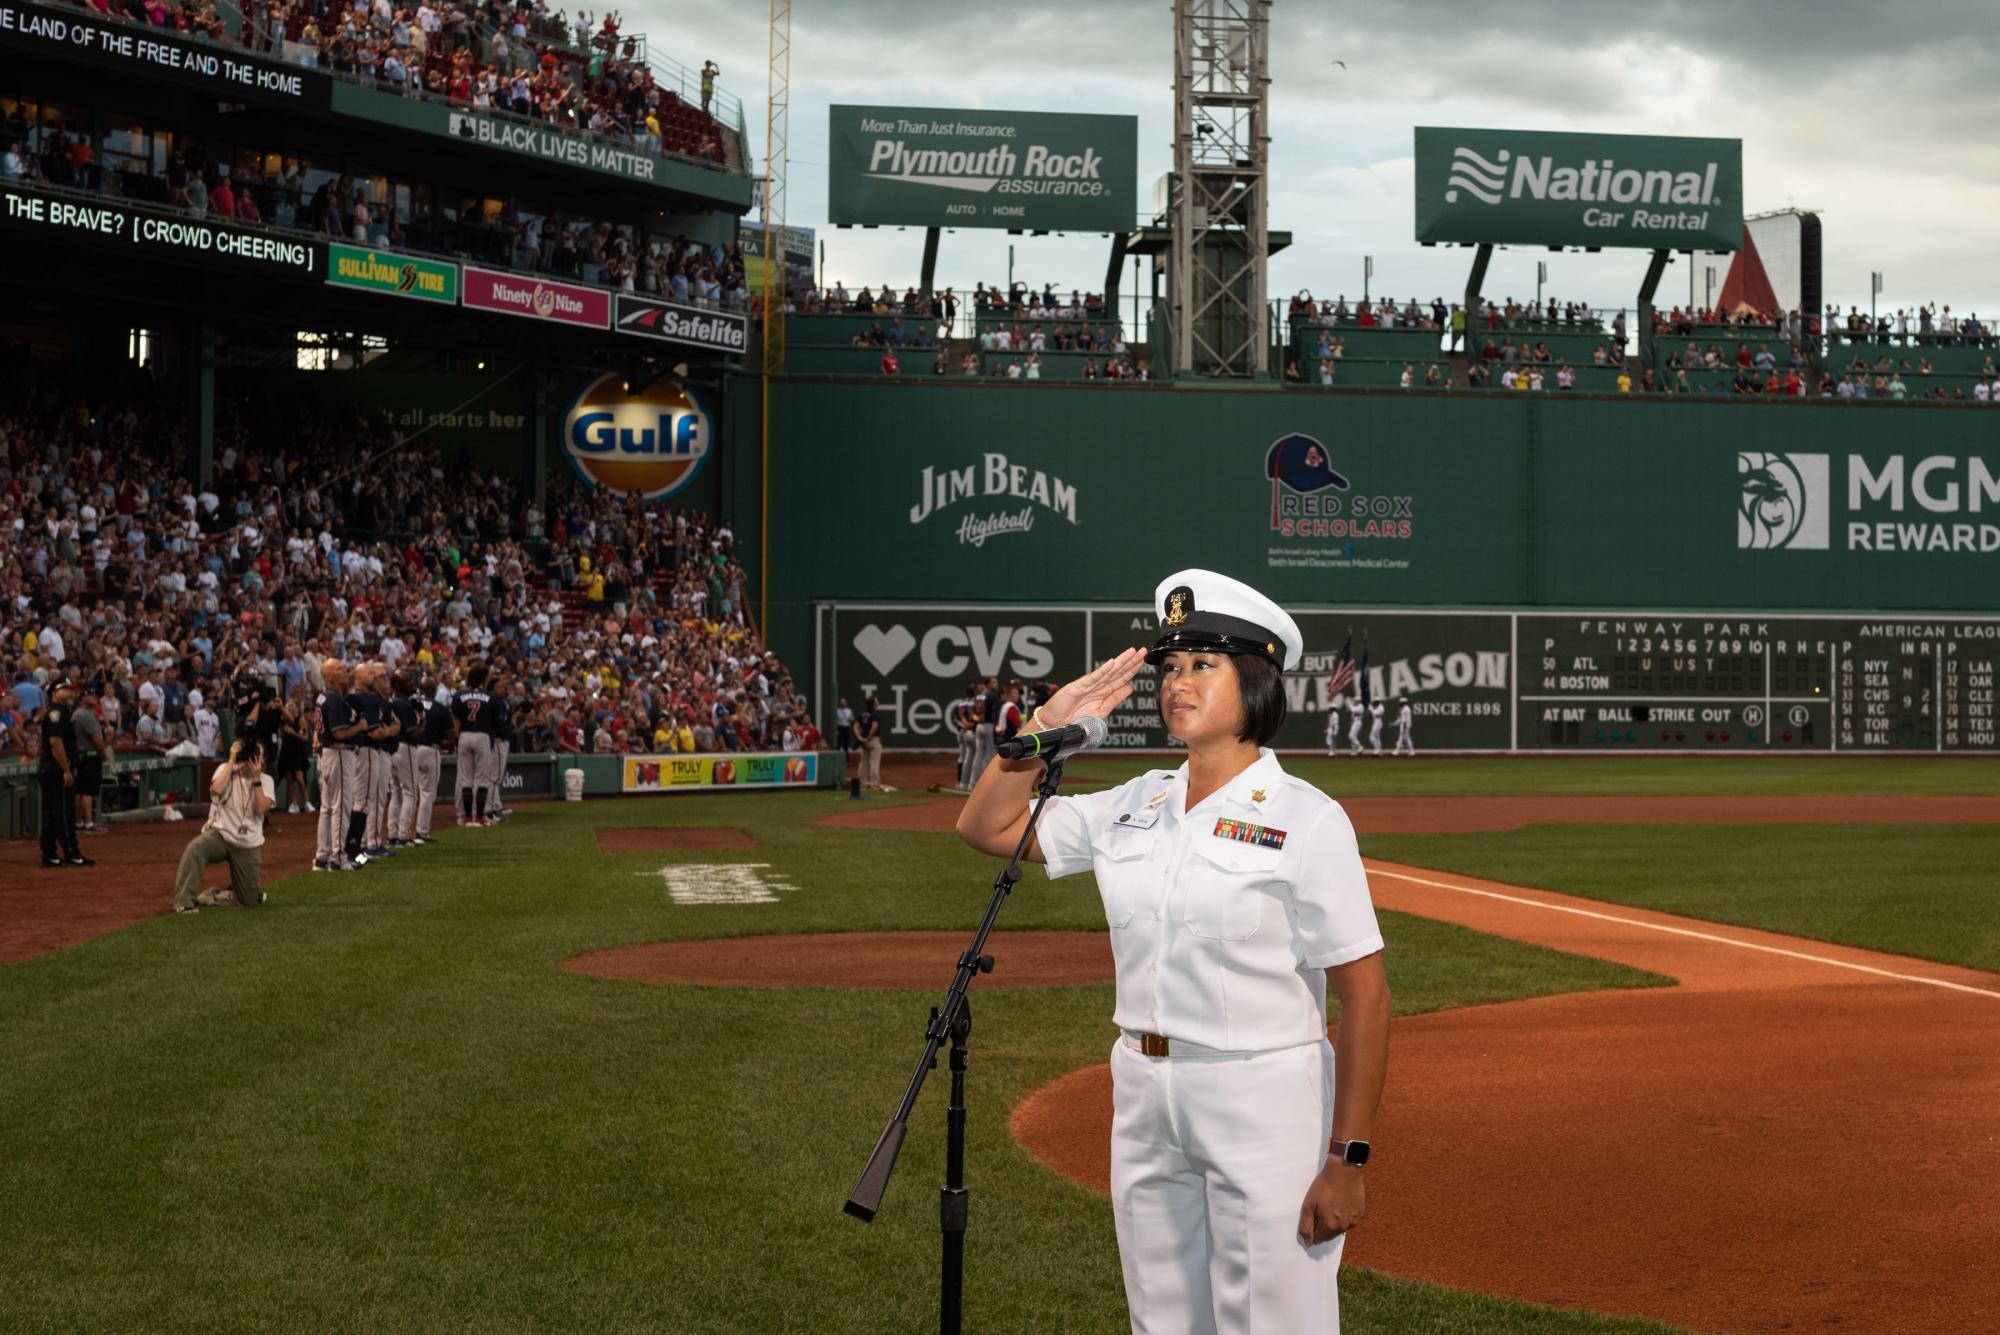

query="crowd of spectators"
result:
[0,108,748,303]
[64,0,731,166]
[1825,304,1994,347]
[0,362,815,778]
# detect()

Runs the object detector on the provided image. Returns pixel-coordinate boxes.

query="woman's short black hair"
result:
[1157,651,1286,745]
[1232,653,1287,745]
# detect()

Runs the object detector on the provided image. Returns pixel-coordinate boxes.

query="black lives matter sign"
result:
[0,0,332,109]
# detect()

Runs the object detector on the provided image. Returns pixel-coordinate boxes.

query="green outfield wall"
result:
[740,379,2000,671]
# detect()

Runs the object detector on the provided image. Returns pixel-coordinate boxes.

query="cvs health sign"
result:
[824,605,1087,745]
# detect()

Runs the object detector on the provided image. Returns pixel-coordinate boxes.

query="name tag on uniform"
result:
[1213,817,1286,849]
[1113,806,1162,830]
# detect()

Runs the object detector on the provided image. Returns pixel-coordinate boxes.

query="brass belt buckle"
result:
[1140,1033,1170,1058]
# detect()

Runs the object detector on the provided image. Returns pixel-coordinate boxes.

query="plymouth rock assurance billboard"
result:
[828,105,1136,232]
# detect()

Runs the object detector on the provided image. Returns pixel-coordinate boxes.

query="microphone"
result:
[995,714,1108,762]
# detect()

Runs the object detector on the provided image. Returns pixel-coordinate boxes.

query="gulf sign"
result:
[562,373,712,501]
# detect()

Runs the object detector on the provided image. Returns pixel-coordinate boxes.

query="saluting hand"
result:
[1035,647,1148,729]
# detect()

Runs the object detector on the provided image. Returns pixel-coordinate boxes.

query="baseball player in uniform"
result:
[955,686,979,790]
[1346,694,1366,757]
[453,665,496,826]
[408,679,450,844]
[957,569,1390,1334]
[970,676,998,786]
[1368,698,1385,756]
[349,664,394,861]
[313,660,361,871]
[486,675,513,822]
[1393,696,1414,757]
[386,672,423,846]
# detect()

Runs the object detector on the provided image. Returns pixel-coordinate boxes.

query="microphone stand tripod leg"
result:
[939,993,971,1335]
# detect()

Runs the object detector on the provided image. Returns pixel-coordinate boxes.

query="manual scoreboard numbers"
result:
[1523,616,1999,752]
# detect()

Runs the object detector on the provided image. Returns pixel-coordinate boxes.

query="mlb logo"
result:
[636,762,662,787]
[1738,452,1829,550]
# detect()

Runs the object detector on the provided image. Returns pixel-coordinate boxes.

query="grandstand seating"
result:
[1653,329,1797,375]
[1823,336,1998,377]
[975,352,1148,382]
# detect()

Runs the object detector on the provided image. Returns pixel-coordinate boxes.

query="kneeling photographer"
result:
[172,736,276,915]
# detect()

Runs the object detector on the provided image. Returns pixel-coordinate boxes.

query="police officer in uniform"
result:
[957,569,1391,1334]
[313,660,361,871]
[37,678,93,868]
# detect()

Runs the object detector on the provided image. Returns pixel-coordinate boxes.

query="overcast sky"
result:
[650,0,2000,321]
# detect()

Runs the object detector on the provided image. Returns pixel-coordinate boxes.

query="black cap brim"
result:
[1146,610,1284,668]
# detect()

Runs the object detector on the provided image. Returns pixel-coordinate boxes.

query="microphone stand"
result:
[843,753,1070,1335]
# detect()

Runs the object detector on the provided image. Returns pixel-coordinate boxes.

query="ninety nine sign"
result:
[462,267,610,329]
[1414,126,1742,252]
[328,243,459,303]
[0,0,332,110]
[828,104,1137,232]
[613,293,748,356]
[1,184,320,273]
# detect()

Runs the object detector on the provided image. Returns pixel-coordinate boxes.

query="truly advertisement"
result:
[622,753,818,792]
[818,605,1513,751]
[445,108,660,183]
[327,242,459,303]
[1415,126,1742,251]
[614,294,748,355]
[0,0,332,109]
[462,266,609,328]
[1,184,320,274]
[829,105,1137,231]
[561,374,712,502]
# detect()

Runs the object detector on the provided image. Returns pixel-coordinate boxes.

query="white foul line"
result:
[1368,866,2000,1002]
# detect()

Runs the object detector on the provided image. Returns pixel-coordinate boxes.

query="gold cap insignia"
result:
[1164,587,1192,627]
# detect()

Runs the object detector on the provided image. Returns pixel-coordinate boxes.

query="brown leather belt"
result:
[1134,1032,1171,1057]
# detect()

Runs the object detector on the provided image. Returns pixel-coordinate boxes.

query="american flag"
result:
[1327,635,1356,697]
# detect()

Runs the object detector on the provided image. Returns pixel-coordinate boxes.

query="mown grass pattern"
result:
[1,787,1688,1334]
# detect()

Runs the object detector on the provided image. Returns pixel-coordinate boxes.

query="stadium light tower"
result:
[1170,0,1271,377]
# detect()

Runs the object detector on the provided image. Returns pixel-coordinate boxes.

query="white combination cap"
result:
[1146,568,1304,672]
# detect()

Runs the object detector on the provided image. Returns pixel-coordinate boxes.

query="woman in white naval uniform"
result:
[957,568,1391,1334]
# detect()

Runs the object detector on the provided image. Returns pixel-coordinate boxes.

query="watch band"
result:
[1329,1138,1372,1167]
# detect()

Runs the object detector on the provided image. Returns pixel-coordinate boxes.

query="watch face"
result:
[1345,1140,1372,1166]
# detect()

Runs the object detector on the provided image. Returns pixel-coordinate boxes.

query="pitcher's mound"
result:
[562,930,1112,989]
[595,827,762,852]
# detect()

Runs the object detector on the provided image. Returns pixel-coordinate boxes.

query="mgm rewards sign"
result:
[828,105,1137,232]
[1415,127,1742,251]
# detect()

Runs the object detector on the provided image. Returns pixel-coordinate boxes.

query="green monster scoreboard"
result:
[1523,615,2000,752]
[820,604,2000,754]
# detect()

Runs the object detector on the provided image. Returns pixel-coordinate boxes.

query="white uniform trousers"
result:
[365,749,391,847]
[389,745,417,839]
[1368,719,1383,754]
[1347,713,1365,754]
[315,749,352,863]
[412,745,440,836]
[971,722,997,785]
[1394,723,1414,756]
[1109,1036,1343,1335]
[342,746,372,847]
[956,727,977,788]
[489,740,510,812]
[457,733,493,817]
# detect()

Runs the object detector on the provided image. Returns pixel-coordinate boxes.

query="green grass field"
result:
[1069,754,2000,796]
[4,755,1989,1332]
[1363,823,2000,973]
[0,787,1686,1334]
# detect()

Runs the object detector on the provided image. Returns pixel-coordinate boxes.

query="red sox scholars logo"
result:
[562,374,713,501]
